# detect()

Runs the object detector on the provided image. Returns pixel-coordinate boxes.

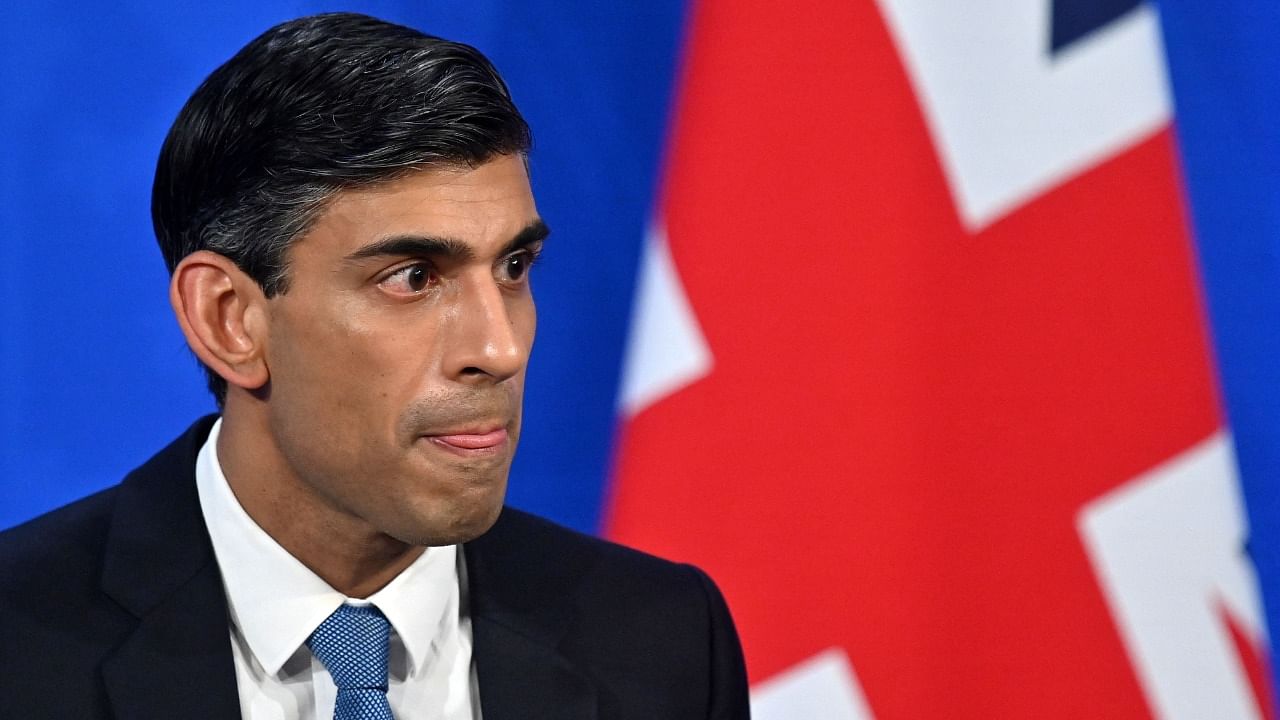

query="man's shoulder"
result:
[0,485,121,588]
[0,484,135,694]
[0,417,224,718]
[482,506,685,569]
[468,506,735,643]
[0,414,215,602]
[474,506,715,599]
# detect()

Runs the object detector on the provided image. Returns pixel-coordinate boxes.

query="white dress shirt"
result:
[195,418,480,719]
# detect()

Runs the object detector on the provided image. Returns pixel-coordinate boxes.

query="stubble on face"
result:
[216,154,541,596]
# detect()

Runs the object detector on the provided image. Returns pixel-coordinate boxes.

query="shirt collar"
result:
[194,417,458,677]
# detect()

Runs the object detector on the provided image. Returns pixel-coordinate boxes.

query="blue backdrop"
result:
[0,0,685,535]
[4,0,1280,685]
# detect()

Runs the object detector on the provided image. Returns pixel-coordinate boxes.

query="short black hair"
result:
[152,12,532,406]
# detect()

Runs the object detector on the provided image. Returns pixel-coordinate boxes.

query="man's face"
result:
[261,154,542,546]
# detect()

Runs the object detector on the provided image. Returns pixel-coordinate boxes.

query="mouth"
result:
[423,426,509,457]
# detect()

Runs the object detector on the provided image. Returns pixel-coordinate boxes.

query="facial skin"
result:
[171,154,543,597]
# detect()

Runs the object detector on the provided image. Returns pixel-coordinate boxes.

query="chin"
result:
[391,488,506,547]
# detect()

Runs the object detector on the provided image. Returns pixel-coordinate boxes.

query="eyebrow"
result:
[342,218,551,265]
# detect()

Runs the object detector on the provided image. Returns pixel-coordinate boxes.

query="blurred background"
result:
[3,1,1279,717]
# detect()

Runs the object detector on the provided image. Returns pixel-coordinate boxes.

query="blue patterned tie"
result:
[306,604,396,720]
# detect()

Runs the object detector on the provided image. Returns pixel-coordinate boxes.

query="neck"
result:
[215,405,423,598]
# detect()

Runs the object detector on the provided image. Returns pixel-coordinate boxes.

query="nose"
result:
[443,274,531,384]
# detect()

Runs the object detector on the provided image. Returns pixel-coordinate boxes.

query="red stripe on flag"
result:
[1223,602,1278,720]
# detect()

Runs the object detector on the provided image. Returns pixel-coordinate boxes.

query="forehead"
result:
[300,154,537,258]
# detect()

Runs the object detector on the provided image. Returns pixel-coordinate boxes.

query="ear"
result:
[169,250,271,393]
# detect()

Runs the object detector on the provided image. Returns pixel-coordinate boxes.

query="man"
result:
[0,13,749,719]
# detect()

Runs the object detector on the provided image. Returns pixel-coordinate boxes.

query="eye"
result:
[379,262,437,295]
[497,249,539,284]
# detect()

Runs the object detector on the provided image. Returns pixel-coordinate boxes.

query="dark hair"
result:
[152,12,532,406]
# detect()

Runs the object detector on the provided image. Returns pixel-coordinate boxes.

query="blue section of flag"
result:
[1050,0,1143,53]
[1156,0,1280,653]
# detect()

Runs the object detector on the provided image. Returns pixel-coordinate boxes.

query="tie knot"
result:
[306,604,392,692]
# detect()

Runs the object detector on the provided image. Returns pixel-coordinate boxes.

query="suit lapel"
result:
[465,509,599,720]
[99,416,241,720]
[471,615,598,719]
[101,559,242,719]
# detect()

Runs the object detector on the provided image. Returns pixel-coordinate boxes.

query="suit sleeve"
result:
[685,564,751,719]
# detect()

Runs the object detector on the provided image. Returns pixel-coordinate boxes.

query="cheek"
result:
[268,302,378,434]
[270,300,368,394]
[268,297,440,431]
[264,316,423,496]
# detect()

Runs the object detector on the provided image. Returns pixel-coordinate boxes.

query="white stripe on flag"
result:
[876,0,1171,230]
[618,221,713,417]
[1080,432,1270,720]
[750,648,876,720]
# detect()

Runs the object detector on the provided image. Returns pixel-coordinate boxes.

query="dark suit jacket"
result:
[0,416,749,718]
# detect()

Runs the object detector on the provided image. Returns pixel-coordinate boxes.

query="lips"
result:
[427,427,509,453]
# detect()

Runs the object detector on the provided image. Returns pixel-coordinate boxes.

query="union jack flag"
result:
[606,1,1276,717]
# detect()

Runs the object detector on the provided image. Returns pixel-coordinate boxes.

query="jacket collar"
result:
[465,508,600,720]
[99,414,242,719]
